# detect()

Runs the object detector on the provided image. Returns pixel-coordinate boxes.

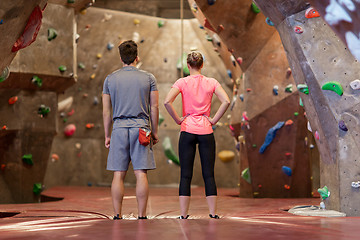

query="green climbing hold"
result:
[294,112,299,116]
[206,34,213,41]
[285,84,293,93]
[299,97,304,107]
[318,186,330,200]
[58,65,67,73]
[67,0,75,3]
[241,168,251,184]
[157,20,165,28]
[297,84,309,94]
[159,112,164,126]
[0,66,10,83]
[162,137,180,165]
[22,154,33,165]
[177,53,190,76]
[78,62,85,70]
[31,75,42,87]
[38,104,51,117]
[251,2,261,13]
[33,183,43,195]
[47,28,57,41]
[321,81,343,96]
[252,144,257,148]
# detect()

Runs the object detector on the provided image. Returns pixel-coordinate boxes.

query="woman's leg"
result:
[198,133,217,216]
[178,132,197,217]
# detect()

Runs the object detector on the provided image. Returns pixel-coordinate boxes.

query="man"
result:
[102,40,159,220]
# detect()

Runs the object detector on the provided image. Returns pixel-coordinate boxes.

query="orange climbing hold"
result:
[8,96,18,105]
[86,123,95,129]
[284,184,291,190]
[285,119,294,126]
[2,125,7,130]
[305,7,320,19]
[51,153,59,161]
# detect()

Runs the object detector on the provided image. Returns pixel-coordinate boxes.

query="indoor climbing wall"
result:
[255,0,360,215]
[193,0,314,198]
[43,6,238,190]
[0,2,76,203]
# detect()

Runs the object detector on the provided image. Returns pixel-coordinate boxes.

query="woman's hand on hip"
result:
[203,115,215,125]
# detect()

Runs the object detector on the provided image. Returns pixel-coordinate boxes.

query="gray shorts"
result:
[107,127,156,171]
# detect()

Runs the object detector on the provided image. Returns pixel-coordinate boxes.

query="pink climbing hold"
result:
[314,131,320,140]
[294,26,303,34]
[237,57,243,65]
[242,112,249,121]
[64,124,76,137]
[12,5,44,52]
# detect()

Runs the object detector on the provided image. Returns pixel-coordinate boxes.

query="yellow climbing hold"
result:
[133,18,140,25]
[218,150,235,162]
[96,53,102,59]
[90,73,96,79]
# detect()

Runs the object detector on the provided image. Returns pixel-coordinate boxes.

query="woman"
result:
[164,52,230,219]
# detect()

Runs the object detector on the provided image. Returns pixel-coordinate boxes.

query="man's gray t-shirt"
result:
[103,66,158,128]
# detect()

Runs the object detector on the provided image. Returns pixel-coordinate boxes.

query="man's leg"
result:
[112,171,127,218]
[134,169,149,218]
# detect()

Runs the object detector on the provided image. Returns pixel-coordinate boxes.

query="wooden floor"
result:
[0,186,358,239]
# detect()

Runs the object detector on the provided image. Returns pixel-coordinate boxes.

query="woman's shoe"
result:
[113,214,122,220]
[178,215,189,219]
[209,214,219,219]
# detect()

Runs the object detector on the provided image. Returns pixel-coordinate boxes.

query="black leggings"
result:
[178,131,217,196]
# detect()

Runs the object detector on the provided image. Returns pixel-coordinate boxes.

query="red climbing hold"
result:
[314,131,320,140]
[64,124,76,137]
[67,109,75,116]
[242,112,249,121]
[284,184,291,190]
[12,5,44,52]
[285,152,292,157]
[305,7,320,19]
[203,18,216,32]
[1,164,5,171]
[285,119,294,126]
[294,26,303,34]
[86,123,94,129]
[217,24,224,33]
[2,125,7,130]
[237,57,243,65]
[246,88,252,92]
[8,96,18,105]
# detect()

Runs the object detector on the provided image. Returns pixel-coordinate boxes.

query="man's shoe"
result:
[138,216,148,219]
[209,214,219,219]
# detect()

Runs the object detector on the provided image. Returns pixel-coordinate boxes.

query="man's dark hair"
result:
[119,40,138,65]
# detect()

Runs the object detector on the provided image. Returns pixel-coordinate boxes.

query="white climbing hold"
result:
[350,79,360,90]
[320,201,325,209]
[351,181,360,188]
[132,32,140,43]
[307,121,312,132]
[58,96,73,112]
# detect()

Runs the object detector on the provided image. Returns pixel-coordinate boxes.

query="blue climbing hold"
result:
[239,94,244,102]
[266,17,274,26]
[282,166,292,176]
[208,0,216,5]
[227,69,232,79]
[259,121,285,154]
[107,42,114,50]
[0,19,3,24]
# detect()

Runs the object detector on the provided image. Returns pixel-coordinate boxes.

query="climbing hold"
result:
[64,124,76,137]
[304,137,308,146]
[51,153,59,162]
[320,201,325,209]
[132,32,140,43]
[351,181,360,188]
[67,109,74,116]
[241,168,251,184]
[0,19,3,24]
[227,70,232,79]
[307,122,311,132]
[230,55,236,67]
[251,2,260,13]
[78,62,85,70]
[286,68,292,78]
[299,97,304,107]
[246,88,252,92]
[177,53,190,76]
[67,0,75,3]
[31,75,42,87]
[157,20,165,28]
[285,152,292,157]
[305,7,320,18]
[282,166,292,176]
[321,81,343,96]
[107,42,114,51]
[133,18,140,25]
[266,17,274,26]
[230,96,237,111]
[75,143,81,149]
[259,121,285,154]
[58,65,67,73]
[8,96,18,105]
[96,53,102,59]
[33,183,43,195]
[294,112,299,116]
[93,96,99,105]
[218,150,235,162]
[86,123,94,129]
[1,164,5,171]
[284,184,291,190]
[318,186,330,200]
[310,144,315,149]
[237,57,243,65]
[159,112,164,126]
[235,142,240,151]
[314,131,320,140]
[217,24,224,32]
[252,144,257,148]
[0,66,10,83]
[338,120,348,131]
[294,26,303,34]
[204,18,216,32]
[58,96,73,112]
[162,137,180,165]
[47,28,57,41]
[350,79,360,90]
[2,125,7,130]
[239,94,244,102]
[207,0,216,5]
[90,73,96,79]
[297,84,309,94]
[285,119,294,126]
[38,104,50,117]
[75,33,80,43]
[273,85,279,95]
[22,154,33,165]
[285,84,293,93]
[242,112,249,121]
[12,5,43,52]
